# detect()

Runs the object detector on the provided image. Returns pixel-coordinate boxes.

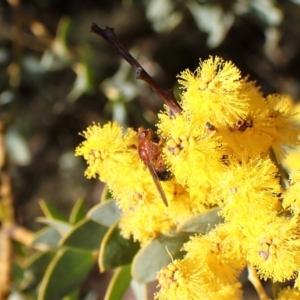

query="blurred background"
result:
[1,0,300,252]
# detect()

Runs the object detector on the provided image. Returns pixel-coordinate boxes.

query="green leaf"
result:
[26,251,56,272]
[87,200,121,227]
[104,264,131,300]
[100,184,114,202]
[66,62,90,102]
[60,218,107,250]
[69,199,85,224]
[13,240,26,256]
[132,233,190,284]
[187,2,234,47]
[12,262,24,285]
[99,222,140,272]
[56,16,71,52]
[146,0,182,32]
[39,200,67,221]
[131,280,147,300]
[177,207,223,233]
[5,127,31,166]
[36,217,72,235]
[21,251,56,290]
[62,288,80,300]
[38,247,94,300]
[31,226,61,248]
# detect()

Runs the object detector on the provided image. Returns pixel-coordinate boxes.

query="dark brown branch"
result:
[90,23,182,115]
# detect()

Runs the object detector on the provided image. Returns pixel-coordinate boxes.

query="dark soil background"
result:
[1,0,300,299]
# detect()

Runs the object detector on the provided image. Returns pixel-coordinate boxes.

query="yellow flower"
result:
[76,56,300,294]
[158,111,224,204]
[120,181,185,244]
[245,216,300,282]
[294,274,300,290]
[156,259,207,300]
[76,121,211,244]
[277,287,300,300]
[76,122,155,209]
[156,224,245,299]
[218,80,276,158]
[119,181,201,244]
[177,56,249,126]
[75,121,138,180]
[267,94,300,161]
[155,258,242,300]
[213,156,281,225]
[183,224,246,284]
[283,148,300,172]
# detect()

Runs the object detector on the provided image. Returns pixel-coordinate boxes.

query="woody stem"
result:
[90,23,182,115]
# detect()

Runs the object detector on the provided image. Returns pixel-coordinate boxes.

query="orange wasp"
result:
[138,127,171,206]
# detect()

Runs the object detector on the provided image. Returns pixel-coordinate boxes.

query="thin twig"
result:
[270,147,289,189]
[247,265,270,300]
[0,121,14,300]
[0,121,34,300]
[90,23,183,115]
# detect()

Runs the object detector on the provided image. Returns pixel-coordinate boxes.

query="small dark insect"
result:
[138,127,171,206]
[205,121,216,131]
[235,119,253,132]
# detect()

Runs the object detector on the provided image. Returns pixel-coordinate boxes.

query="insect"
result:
[138,127,171,206]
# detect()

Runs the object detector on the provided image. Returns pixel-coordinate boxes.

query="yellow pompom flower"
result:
[75,121,138,180]
[76,55,300,299]
[294,274,300,290]
[277,287,300,300]
[157,111,224,205]
[212,156,281,225]
[267,94,300,161]
[76,122,211,244]
[155,257,243,300]
[75,122,150,207]
[75,122,158,209]
[156,224,245,300]
[119,181,207,244]
[177,56,249,126]
[155,258,207,300]
[283,148,300,172]
[218,80,276,158]
[245,216,300,282]
[183,224,246,284]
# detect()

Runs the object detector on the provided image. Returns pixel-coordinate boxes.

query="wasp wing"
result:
[146,159,169,207]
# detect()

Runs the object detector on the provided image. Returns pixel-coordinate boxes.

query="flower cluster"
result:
[76,56,300,299]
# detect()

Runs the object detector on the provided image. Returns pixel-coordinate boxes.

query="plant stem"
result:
[90,23,183,115]
[247,265,270,300]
